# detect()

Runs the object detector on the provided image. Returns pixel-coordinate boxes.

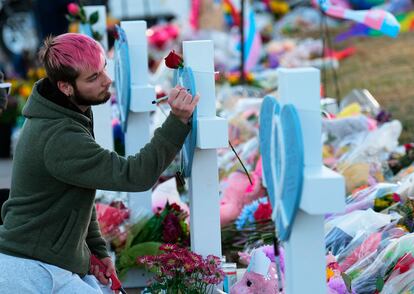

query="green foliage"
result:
[117,241,162,279]
[375,276,385,292]
[341,272,353,293]
[88,11,99,25]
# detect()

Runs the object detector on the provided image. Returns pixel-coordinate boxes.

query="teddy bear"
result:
[220,157,266,226]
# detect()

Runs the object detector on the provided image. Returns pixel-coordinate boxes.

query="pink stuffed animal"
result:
[220,157,265,226]
[231,245,285,294]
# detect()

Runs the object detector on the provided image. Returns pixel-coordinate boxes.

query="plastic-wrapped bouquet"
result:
[115,202,190,278]
[138,244,224,294]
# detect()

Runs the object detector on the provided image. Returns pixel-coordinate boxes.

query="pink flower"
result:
[206,255,221,266]
[137,255,155,266]
[67,3,80,16]
[160,243,179,252]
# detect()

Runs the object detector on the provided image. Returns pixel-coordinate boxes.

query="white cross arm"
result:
[183,40,228,149]
[300,166,345,214]
[121,21,156,113]
[277,67,345,215]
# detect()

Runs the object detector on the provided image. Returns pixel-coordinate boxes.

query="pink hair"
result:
[39,33,105,83]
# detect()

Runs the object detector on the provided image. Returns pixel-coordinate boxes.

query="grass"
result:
[322,30,414,143]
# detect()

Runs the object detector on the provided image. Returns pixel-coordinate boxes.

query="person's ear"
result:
[57,81,74,97]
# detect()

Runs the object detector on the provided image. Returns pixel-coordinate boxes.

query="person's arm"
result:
[44,86,199,192]
[44,112,190,191]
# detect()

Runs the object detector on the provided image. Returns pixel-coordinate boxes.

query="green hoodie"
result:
[0,80,190,275]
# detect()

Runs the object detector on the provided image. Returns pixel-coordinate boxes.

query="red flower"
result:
[164,50,183,69]
[254,202,272,221]
[170,203,182,212]
[113,29,119,40]
[404,143,414,152]
[67,3,80,16]
[392,193,401,202]
[162,213,182,243]
[394,253,414,274]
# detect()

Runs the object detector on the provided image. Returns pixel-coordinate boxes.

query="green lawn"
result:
[323,31,414,143]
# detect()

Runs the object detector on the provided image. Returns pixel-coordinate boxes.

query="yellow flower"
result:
[245,72,255,82]
[68,23,79,33]
[223,3,231,13]
[19,85,32,99]
[27,68,36,79]
[227,73,240,85]
[36,67,46,79]
[326,268,334,281]
[270,1,289,14]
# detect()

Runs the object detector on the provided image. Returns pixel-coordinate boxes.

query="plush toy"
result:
[152,177,190,216]
[231,245,285,294]
[220,157,265,226]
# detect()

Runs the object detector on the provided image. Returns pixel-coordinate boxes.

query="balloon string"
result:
[228,140,252,185]
[157,106,252,185]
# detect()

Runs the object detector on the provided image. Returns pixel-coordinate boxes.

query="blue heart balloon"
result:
[173,66,197,177]
[114,25,131,133]
[276,104,304,241]
[259,96,280,209]
[259,100,304,242]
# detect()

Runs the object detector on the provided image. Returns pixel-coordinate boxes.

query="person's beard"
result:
[72,84,111,107]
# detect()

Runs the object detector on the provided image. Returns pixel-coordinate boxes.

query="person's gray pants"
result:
[0,253,113,293]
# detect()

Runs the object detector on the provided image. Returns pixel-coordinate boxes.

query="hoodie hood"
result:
[22,79,92,129]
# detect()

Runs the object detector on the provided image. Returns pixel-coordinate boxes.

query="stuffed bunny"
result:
[231,246,285,294]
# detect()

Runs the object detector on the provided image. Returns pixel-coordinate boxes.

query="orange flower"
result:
[19,85,32,98]
[326,268,334,281]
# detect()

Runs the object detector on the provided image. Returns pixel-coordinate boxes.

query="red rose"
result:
[164,50,183,69]
[170,203,182,212]
[67,3,80,16]
[254,202,272,221]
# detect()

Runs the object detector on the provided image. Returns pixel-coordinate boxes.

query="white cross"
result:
[276,68,345,293]
[182,40,228,257]
[121,21,156,219]
[83,5,113,151]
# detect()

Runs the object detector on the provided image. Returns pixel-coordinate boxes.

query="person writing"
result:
[0,33,199,293]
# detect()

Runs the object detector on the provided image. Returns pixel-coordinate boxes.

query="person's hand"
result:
[168,85,199,124]
[90,256,117,286]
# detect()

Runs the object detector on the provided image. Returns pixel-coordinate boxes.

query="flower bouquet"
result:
[138,244,224,294]
[115,202,190,278]
[222,197,275,253]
